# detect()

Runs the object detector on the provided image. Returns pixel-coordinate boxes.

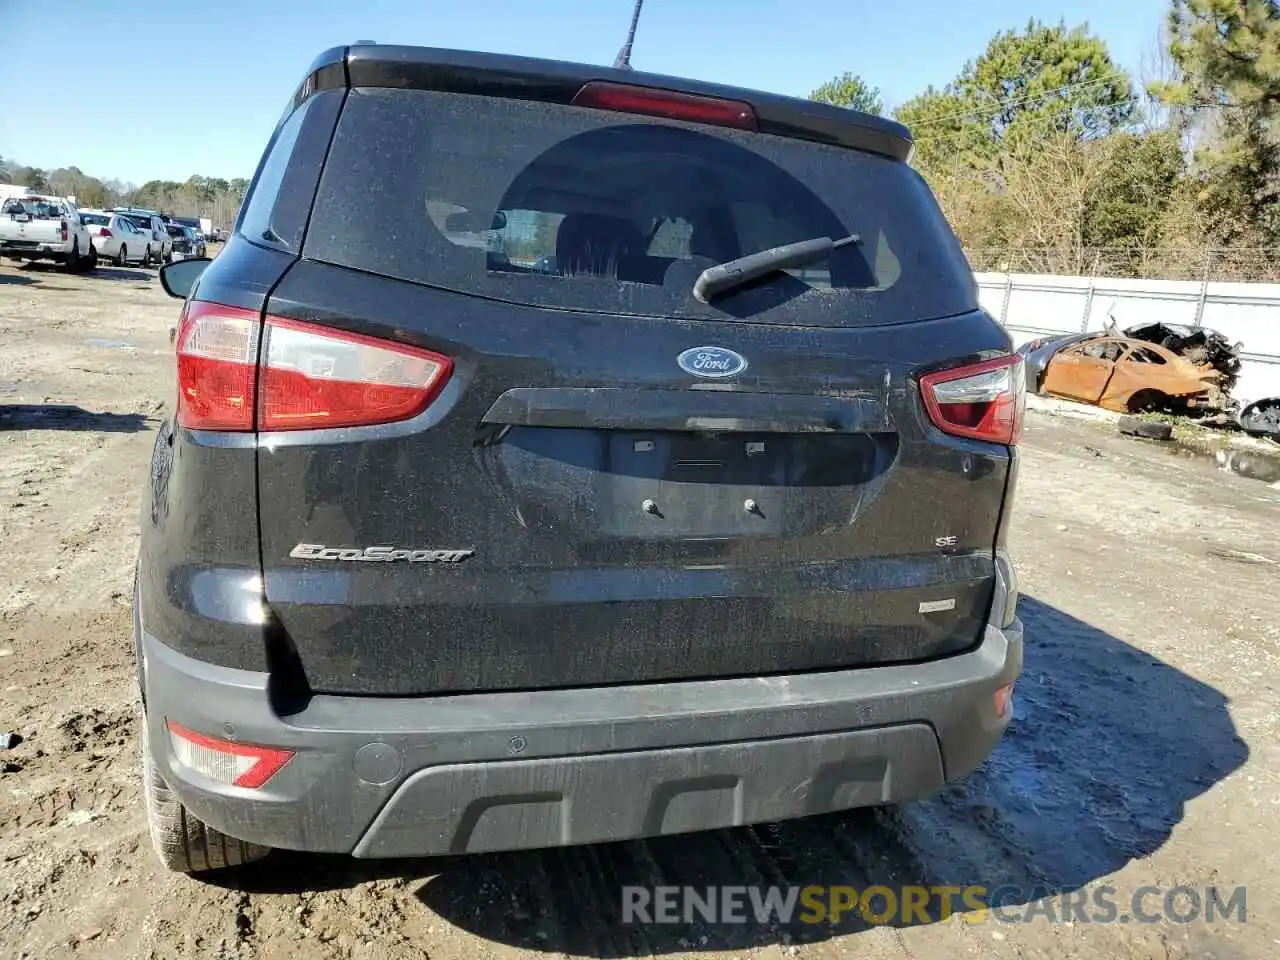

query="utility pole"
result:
[613,0,645,69]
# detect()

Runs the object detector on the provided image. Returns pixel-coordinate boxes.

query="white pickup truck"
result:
[0,194,96,271]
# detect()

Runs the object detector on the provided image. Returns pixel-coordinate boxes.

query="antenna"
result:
[613,0,645,70]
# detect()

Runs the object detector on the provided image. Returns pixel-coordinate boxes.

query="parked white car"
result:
[80,210,155,266]
[0,194,95,271]
[109,208,172,264]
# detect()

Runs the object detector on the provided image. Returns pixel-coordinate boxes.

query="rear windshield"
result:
[304,89,976,327]
[4,198,66,219]
[81,213,110,226]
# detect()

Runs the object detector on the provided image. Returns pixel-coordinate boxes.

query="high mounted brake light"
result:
[571,81,758,130]
[920,355,1026,445]
[174,301,453,432]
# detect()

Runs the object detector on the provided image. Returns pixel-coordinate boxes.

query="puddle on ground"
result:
[1163,439,1280,486]
[1213,447,1280,485]
[83,338,135,350]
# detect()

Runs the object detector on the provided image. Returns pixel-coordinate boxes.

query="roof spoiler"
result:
[290,45,913,161]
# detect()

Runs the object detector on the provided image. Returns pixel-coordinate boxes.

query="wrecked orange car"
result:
[1040,336,1228,414]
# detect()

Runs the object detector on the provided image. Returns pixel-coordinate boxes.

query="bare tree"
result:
[1138,23,1181,133]
[1000,132,1119,274]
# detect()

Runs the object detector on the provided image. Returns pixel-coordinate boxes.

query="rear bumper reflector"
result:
[165,719,294,788]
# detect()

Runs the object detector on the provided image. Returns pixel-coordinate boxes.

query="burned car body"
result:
[1016,333,1092,393]
[1040,336,1230,414]
[1122,323,1242,398]
[1023,322,1274,437]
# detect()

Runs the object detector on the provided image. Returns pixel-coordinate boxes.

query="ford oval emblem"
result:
[677,346,748,379]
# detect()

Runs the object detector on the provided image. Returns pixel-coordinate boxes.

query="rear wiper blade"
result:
[692,234,859,304]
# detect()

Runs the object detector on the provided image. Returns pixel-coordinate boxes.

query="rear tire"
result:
[1126,390,1169,414]
[142,246,153,268]
[63,239,80,273]
[141,717,271,873]
[116,245,128,267]
[1240,400,1280,440]
[1118,415,1173,441]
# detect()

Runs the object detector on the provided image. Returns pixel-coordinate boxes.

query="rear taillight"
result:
[60,219,68,241]
[166,720,293,788]
[259,318,452,430]
[174,301,453,433]
[572,81,758,130]
[175,302,260,431]
[920,355,1025,445]
[99,227,112,238]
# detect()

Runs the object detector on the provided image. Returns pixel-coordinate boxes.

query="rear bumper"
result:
[141,608,1023,857]
[0,240,71,260]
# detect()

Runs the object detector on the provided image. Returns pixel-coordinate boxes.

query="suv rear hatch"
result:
[248,51,1017,696]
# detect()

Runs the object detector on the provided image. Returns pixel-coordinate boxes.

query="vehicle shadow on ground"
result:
[0,404,151,433]
[86,266,155,283]
[6,261,154,283]
[0,272,41,286]
[213,595,1247,955]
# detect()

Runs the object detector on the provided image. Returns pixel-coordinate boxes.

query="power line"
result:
[915,95,1145,142]
[914,95,1246,144]
[909,73,1134,129]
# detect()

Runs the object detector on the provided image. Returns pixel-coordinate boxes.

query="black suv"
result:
[139,44,1024,873]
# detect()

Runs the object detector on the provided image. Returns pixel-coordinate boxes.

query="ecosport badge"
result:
[677,346,748,379]
[290,544,474,563]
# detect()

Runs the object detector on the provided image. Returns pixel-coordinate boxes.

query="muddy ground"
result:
[1,261,1277,959]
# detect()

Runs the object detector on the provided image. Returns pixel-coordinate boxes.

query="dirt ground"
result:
[1,260,1278,960]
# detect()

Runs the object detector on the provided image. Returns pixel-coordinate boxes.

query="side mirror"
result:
[159,257,212,299]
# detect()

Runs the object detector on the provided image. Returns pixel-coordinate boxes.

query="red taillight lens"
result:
[920,355,1026,445]
[99,227,113,238]
[174,302,454,433]
[259,318,452,431]
[571,81,758,130]
[60,219,69,241]
[166,720,293,788]
[175,302,260,431]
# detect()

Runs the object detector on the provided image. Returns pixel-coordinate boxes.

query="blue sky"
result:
[1,0,1169,185]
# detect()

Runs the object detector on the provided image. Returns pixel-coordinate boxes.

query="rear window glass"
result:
[1083,341,1125,361]
[81,213,110,226]
[305,89,976,327]
[1127,347,1166,364]
[4,198,66,218]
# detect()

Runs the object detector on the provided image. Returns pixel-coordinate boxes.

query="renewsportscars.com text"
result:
[621,884,1247,926]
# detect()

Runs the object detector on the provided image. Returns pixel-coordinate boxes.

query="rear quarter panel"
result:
[137,237,299,672]
[1100,355,1216,411]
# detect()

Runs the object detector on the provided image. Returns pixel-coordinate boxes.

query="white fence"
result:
[975,271,1280,406]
